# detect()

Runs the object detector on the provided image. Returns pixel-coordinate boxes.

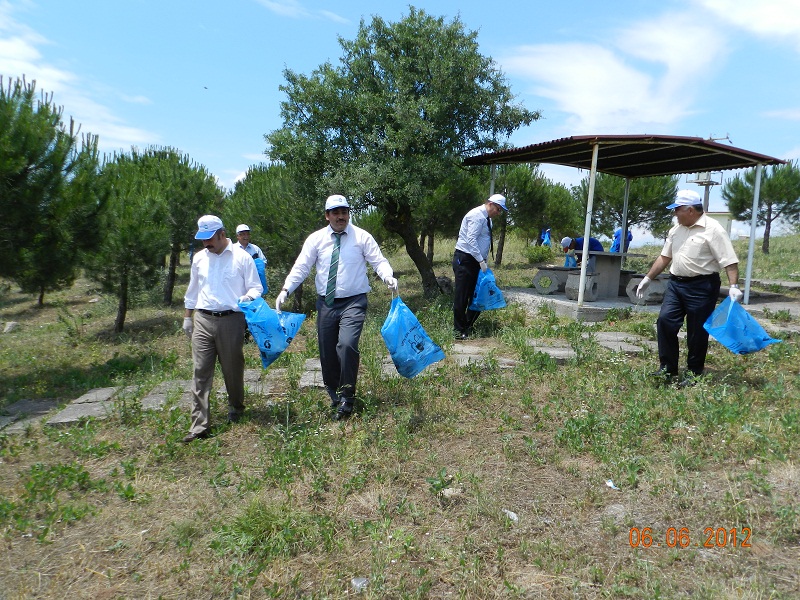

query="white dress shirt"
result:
[184,240,263,311]
[454,204,491,262]
[282,223,393,298]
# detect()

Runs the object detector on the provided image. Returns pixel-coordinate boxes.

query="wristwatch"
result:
[730,284,739,288]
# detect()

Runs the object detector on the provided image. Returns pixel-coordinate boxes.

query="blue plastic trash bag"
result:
[469,268,507,312]
[541,228,551,247]
[239,297,305,369]
[703,297,780,355]
[253,257,268,296]
[610,228,633,253]
[381,296,445,378]
[564,254,578,268]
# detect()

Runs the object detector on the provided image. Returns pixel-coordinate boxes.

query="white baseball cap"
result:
[195,215,224,240]
[488,193,508,211]
[325,195,350,211]
[560,236,573,248]
[666,189,702,209]
[236,224,250,234]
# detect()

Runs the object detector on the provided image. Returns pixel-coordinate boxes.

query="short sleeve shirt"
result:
[661,214,738,277]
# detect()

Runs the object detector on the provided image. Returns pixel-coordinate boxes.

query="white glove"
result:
[276,290,288,313]
[479,260,488,273]
[729,285,743,303]
[238,295,253,303]
[636,276,651,298]
[384,276,398,292]
[182,317,193,338]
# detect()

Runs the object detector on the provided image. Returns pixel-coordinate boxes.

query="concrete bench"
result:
[532,266,580,294]
[565,271,600,302]
[626,273,669,305]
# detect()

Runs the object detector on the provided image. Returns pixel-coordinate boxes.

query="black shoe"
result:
[227,412,243,424]
[182,430,209,443]
[454,331,468,340]
[334,399,354,421]
[676,372,702,388]
[650,367,677,385]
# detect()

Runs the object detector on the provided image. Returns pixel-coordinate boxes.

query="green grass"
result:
[0,231,799,597]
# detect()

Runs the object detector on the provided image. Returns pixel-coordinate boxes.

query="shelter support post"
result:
[743,164,763,305]
[619,178,631,258]
[578,143,600,306]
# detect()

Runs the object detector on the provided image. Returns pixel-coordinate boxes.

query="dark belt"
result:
[454,249,478,263]
[670,273,718,282]
[198,309,237,317]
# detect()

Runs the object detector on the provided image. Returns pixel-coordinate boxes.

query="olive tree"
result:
[266,7,539,296]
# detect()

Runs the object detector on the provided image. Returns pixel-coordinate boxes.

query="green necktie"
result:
[325,232,343,307]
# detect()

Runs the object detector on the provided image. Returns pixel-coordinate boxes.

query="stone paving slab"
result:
[583,332,658,354]
[46,400,115,426]
[299,358,325,389]
[0,398,61,432]
[525,340,576,364]
[140,380,192,410]
[72,387,117,404]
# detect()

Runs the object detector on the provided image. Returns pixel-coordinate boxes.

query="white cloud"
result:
[781,147,800,161]
[0,2,157,153]
[500,8,730,134]
[763,108,800,120]
[254,0,347,23]
[119,94,152,105]
[697,0,800,52]
[502,42,688,133]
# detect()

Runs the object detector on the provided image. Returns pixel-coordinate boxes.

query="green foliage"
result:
[145,147,224,306]
[212,500,338,563]
[523,244,556,264]
[0,76,104,304]
[224,163,320,275]
[724,160,800,253]
[267,7,539,294]
[571,173,678,240]
[0,461,107,540]
[83,151,172,331]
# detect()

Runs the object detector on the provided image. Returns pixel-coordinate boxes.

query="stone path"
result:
[0,332,672,434]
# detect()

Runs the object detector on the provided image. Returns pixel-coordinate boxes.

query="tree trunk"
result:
[115,271,128,333]
[762,203,773,254]
[494,216,507,268]
[426,233,434,265]
[163,243,180,306]
[37,285,45,307]
[383,204,440,297]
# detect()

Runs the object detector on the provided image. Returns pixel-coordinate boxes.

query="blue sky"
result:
[2,0,799,231]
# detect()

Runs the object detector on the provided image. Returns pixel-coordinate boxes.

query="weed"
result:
[763,307,794,322]
[425,468,453,495]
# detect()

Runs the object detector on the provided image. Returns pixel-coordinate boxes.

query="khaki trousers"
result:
[189,311,246,435]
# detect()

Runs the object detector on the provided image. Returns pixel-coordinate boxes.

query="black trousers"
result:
[316,293,367,400]
[452,250,480,334]
[657,274,720,376]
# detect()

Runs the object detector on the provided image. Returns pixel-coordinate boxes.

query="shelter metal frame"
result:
[463,135,785,305]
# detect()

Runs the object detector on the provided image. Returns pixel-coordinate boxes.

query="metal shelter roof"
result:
[462,134,784,177]
[463,134,785,307]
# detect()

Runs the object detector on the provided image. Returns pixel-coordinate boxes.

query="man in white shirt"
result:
[276,195,397,420]
[452,194,507,339]
[182,215,263,442]
[235,224,266,261]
